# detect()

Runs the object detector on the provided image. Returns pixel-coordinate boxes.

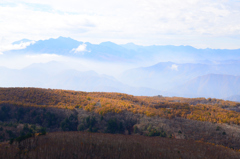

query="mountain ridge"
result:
[5,37,240,62]
[0,61,162,96]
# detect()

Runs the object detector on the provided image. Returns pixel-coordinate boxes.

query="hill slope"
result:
[0,88,239,151]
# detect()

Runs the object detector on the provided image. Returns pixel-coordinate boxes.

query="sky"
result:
[1,0,240,49]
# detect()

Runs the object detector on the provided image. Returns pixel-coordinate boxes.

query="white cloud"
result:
[72,44,89,53]
[0,52,3,55]
[170,64,178,71]
[0,0,240,49]
[0,41,35,52]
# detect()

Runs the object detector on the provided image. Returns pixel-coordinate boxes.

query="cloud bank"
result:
[0,41,35,53]
[0,0,240,49]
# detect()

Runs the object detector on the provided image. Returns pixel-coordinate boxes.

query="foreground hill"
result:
[0,131,239,159]
[0,87,240,152]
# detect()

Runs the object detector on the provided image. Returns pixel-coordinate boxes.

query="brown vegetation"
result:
[0,131,239,159]
[1,87,240,151]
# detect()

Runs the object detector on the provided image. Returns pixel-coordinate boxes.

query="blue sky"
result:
[0,0,240,50]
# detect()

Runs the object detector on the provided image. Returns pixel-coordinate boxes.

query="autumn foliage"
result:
[0,87,240,125]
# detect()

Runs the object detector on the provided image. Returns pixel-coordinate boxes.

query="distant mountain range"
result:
[169,74,240,99]
[119,61,240,91]
[225,95,240,102]
[0,61,162,96]
[5,36,240,62]
[2,37,240,101]
[1,61,240,99]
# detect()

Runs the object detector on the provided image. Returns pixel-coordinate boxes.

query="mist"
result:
[0,54,142,78]
[1,37,240,101]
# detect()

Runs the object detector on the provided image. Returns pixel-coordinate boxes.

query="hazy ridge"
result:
[1,37,240,100]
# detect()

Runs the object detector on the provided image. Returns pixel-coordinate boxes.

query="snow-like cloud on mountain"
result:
[170,64,178,71]
[72,44,90,53]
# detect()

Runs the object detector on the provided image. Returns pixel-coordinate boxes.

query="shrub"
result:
[44,112,57,127]
[148,128,167,137]
[160,130,167,137]
[15,133,33,143]
[61,114,78,131]
[106,119,124,134]
[16,108,25,121]
[31,124,36,130]
[134,126,139,134]
[147,125,152,132]
[0,134,4,140]
[0,106,10,121]
[148,129,160,137]
[89,126,98,133]
[5,130,15,138]
[86,116,96,128]
[39,127,46,135]
[77,116,98,132]
[106,119,119,134]
[78,124,85,131]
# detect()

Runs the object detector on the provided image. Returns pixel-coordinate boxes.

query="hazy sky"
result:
[1,0,240,49]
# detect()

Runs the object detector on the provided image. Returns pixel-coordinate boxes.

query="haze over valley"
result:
[0,37,240,101]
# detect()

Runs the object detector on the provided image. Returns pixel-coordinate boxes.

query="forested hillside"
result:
[0,87,239,124]
[0,87,240,158]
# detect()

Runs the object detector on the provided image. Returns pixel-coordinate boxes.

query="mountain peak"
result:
[56,36,73,40]
[100,41,118,46]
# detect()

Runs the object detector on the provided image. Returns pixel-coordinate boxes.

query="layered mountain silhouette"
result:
[0,62,162,96]
[5,36,240,62]
[2,37,240,100]
[169,74,240,99]
[119,61,240,91]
